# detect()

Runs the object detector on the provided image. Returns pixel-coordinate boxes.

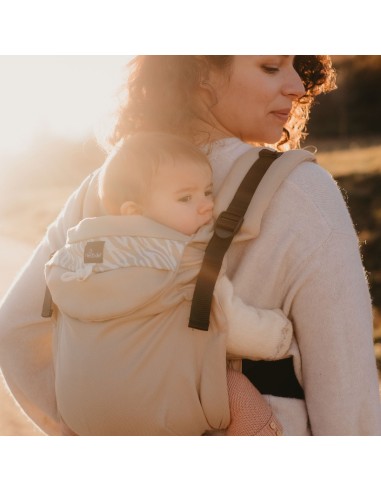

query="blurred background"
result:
[0,55,380,434]
[304,55,381,357]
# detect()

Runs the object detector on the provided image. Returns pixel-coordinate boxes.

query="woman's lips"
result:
[270,110,290,124]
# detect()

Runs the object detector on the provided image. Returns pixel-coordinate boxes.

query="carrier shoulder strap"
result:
[188,148,281,331]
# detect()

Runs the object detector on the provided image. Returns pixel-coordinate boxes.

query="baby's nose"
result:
[199,198,214,214]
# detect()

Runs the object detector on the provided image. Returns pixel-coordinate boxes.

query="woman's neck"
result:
[192,121,235,147]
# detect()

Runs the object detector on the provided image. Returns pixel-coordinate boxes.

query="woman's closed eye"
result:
[261,65,280,74]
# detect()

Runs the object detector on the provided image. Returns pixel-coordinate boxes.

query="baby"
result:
[45,132,291,435]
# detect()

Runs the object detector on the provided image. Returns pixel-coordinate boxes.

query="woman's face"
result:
[206,55,305,143]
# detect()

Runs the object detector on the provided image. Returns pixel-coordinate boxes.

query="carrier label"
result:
[84,241,105,263]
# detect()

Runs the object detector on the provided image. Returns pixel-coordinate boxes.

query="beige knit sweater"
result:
[210,139,381,435]
[0,139,380,435]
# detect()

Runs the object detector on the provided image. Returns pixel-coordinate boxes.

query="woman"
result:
[0,55,380,435]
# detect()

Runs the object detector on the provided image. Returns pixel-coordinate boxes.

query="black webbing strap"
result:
[242,358,305,399]
[188,148,281,331]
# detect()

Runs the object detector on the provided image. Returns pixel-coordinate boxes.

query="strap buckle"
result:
[214,210,243,239]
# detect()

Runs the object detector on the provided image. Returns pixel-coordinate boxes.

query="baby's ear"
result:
[120,201,143,216]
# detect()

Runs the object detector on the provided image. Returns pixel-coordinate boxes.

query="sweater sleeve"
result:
[278,167,381,435]
[289,227,381,435]
[0,171,99,435]
[212,275,292,360]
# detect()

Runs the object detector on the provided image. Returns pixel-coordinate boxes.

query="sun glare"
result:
[0,56,132,157]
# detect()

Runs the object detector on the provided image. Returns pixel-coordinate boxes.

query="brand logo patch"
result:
[84,241,105,263]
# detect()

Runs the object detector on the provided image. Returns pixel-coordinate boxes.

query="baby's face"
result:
[142,160,214,235]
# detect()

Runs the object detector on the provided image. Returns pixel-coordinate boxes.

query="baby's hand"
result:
[212,275,293,360]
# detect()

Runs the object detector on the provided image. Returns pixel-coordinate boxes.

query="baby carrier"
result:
[43,147,315,435]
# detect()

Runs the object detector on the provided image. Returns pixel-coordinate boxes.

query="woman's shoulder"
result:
[282,158,356,235]
[211,140,356,237]
[45,167,104,251]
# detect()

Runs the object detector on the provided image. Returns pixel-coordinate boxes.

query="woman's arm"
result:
[289,226,381,435]
[0,171,100,434]
[283,166,381,435]
[225,161,381,435]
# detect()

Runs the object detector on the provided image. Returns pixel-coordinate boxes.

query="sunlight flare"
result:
[0,56,132,157]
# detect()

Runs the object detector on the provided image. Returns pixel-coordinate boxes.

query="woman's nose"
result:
[283,69,305,100]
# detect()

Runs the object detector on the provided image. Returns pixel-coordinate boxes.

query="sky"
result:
[0,56,132,156]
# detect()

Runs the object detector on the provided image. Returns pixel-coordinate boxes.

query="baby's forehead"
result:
[156,157,211,174]
[156,160,211,181]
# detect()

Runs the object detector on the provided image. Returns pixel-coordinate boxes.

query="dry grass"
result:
[0,185,77,245]
[308,139,381,177]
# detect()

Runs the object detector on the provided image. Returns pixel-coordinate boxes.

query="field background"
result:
[0,55,380,435]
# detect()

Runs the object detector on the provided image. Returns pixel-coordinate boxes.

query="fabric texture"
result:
[46,215,230,436]
[225,368,283,436]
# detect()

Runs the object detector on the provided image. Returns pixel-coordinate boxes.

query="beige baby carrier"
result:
[44,147,316,436]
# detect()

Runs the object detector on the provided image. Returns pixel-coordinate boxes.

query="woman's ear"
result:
[120,201,143,216]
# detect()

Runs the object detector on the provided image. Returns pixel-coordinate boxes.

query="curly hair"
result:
[107,55,336,151]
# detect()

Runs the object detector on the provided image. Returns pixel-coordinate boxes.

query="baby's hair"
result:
[99,132,211,214]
